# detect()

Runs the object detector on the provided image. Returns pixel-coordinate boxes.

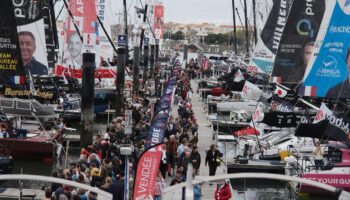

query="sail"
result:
[302,0,350,98]
[64,0,97,68]
[14,0,49,72]
[248,0,293,74]
[270,0,326,83]
[96,0,113,66]
[0,0,24,84]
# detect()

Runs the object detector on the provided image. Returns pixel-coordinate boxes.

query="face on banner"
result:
[271,0,325,83]
[303,1,350,98]
[14,0,49,75]
[154,5,164,39]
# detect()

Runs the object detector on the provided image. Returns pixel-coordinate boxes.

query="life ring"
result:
[0,122,8,131]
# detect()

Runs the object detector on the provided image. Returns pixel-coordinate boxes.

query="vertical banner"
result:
[0,0,24,84]
[249,0,293,74]
[303,0,350,98]
[125,110,132,135]
[153,4,164,40]
[65,0,97,68]
[271,0,326,83]
[96,0,113,66]
[133,143,165,200]
[14,0,49,75]
[124,158,129,200]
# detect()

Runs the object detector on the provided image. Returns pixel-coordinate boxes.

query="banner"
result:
[249,0,293,73]
[133,143,165,200]
[242,80,262,101]
[303,0,350,98]
[153,4,164,40]
[271,0,325,83]
[261,111,302,127]
[55,64,115,79]
[0,0,24,85]
[64,0,97,68]
[14,0,49,75]
[96,0,114,66]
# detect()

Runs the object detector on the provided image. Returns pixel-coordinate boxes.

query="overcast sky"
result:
[163,0,234,25]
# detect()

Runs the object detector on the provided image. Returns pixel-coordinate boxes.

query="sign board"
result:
[124,110,132,135]
[118,35,127,46]
[144,37,149,46]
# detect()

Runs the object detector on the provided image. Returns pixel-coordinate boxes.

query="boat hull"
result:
[300,173,350,193]
[0,138,53,160]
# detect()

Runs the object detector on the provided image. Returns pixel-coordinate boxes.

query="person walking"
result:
[191,146,201,175]
[205,144,223,176]
[214,180,232,200]
[154,171,166,200]
[313,141,324,170]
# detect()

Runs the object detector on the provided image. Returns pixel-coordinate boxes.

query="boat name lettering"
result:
[305,0,315,16]
[273,0,287,50]
[4,88,53,99]
[330,26,350,34]
[325,113,350,135]
[12,0,25,18]
[307,177,350,185]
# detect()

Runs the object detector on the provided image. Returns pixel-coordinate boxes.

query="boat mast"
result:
[232,0,238,54]
[243,0,249,57]
[252,0,258,45]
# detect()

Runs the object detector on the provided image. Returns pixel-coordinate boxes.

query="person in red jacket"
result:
[214,181,232,200]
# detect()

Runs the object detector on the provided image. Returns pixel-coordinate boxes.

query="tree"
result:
[172,31,185,40]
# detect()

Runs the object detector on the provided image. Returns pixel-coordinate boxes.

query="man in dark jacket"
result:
[191,146,201,175]
[205,144,223,176]
[108,175,124,200]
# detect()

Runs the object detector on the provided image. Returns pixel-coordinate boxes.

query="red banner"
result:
[65,0,97,67]
[55,65,116,79]
[153,5,164,39]
[133,144,165,200]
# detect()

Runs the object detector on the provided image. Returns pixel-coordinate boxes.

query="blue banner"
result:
[303,1,350,98]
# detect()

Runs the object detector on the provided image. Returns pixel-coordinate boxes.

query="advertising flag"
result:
[249,0,293,73]
[0,0,24,85]
[65,0,97,68]
[14,0,49,75]
[271,0,325,83]
[153,5,164,40]
[303,0,350,98]
[242,81,263,101]
[133,143,165,200]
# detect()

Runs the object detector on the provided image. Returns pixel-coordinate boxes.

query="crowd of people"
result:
[45,60,227,200]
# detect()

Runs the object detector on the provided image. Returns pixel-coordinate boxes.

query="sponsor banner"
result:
[250,0,294,73]
[261,111,302,127]
[303,0,350,98]
[65,0,97,68]
[153,4,164,39]
[96,0,113,66]
[14,0,49,70]
[3,87,55,99]
[301,174,350,193]
[55,64,116,79]
[271,0,325,83]
[0,0,24,84]
[133,143,165,200]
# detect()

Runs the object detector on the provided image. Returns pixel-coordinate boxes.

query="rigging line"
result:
[55,4,65,21]
[62,0,83,42]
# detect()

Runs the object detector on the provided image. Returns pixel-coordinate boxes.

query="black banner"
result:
[0,0,24,84]
[261,0,294,54]
[271,0,325,83]
[261,111,302,127]
[296,112,350,142]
